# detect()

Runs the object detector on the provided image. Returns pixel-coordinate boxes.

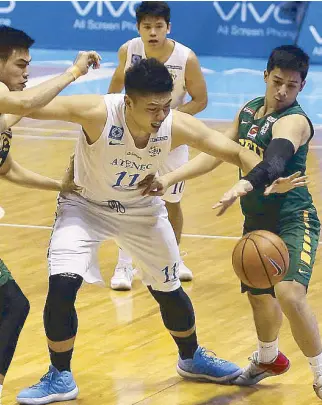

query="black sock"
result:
[49,348,73,372]
[172,331,198,360]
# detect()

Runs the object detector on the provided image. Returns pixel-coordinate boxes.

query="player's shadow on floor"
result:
[195,383,284,405]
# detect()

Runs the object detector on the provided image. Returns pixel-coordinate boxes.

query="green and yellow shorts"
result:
[241,207,320,296]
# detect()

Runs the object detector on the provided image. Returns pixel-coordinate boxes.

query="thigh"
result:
[118,206,181,292]
[280,208,320,287]
[48,194,112,285]
[159,145,188,203]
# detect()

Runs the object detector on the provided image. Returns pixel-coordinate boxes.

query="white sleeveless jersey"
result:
[125,37,191,108]
[74,94,172,205]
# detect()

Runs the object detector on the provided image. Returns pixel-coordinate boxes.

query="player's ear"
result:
[136,23,140,34]
[167,22,171,35]
[124,95,133,109]
[264,70,268,83]
[299,80,306,92]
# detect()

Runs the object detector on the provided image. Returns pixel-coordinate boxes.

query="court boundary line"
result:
[0,223,321,244]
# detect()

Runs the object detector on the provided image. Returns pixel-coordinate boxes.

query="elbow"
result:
[197,96,208,113]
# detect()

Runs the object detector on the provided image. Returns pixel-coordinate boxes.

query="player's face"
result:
[138,17,170,48]
[126,92,172,133]
[264,67,305,110]
[0,48,31,91]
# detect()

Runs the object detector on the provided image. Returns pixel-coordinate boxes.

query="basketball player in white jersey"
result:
[0,26,100,402]
[15,57,280,404]
[108,1,207,289]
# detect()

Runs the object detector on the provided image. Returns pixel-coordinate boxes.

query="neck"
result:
[125,107,150,139]
[144,38,173,60]
[260,100,276,117]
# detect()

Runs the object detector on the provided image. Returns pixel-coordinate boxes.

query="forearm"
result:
[2,162,61,191]
[163,153,221,187]
[177,99,207,116]
[108,77,124,94]
[3,72,75,116]
[238,147,262,175]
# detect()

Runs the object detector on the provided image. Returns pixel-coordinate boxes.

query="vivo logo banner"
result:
[213,2,292,25]
[298,3,322,62]
[0,1,303,57]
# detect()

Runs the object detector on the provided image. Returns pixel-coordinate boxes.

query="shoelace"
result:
[200,348,228,366]
[30,370,53,388]
[106,200,125,213]
[248,352,260,365]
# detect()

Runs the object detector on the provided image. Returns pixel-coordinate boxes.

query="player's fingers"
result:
[287,171,302,180]
[291,175,308,183]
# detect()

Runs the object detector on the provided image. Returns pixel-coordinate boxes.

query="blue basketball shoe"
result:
[16,365,79,404]
[177,346,242,383]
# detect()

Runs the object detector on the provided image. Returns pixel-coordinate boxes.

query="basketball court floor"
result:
[1,49,322,405]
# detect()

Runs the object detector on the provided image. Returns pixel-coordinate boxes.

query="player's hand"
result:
[138,174,169,196]
[212,179,253,216]
[71,51,102,76]
[60,154,82,193]
[264,171,309,196]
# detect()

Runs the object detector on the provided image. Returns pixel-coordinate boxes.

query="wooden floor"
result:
[1,121,322,405]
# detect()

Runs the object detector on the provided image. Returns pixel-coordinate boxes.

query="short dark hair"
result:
[0,26,34,60]
[125,58,173,99]
[136,1,170,26]
[267,45,309,81]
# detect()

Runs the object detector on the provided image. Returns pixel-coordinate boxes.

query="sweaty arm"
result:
[176,51,207,115]
[0,153,61,191]
[26,94,107,144]
[159,112,240,188]
[0,51,101,115]
[107,43,128,93]
[243,114,309,189]
[171,110,261,172]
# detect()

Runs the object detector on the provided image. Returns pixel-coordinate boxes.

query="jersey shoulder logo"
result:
[131,54,142,65]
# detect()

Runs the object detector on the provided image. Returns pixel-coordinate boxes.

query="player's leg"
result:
[274,209,322,398]
[17,194,105,405]
[119,202,241,383]
[233,221,289,386]
[159,145,192,281]
[0,263,30,399]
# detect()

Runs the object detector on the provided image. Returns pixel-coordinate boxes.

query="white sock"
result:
[308,352,322,382]
[0,384,3,397]
[258,338,279,363]
[118,248,132,265]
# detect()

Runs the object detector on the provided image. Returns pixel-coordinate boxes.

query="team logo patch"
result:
[267,116,277,123]
[260,121,270,136]
[247,124,259,140]
[149,146,161,157]
[150,135,168,143]
[131,54,142,65]
[243,106,255,116]
[108,125,124,141]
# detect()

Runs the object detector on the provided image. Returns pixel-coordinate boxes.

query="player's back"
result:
[125,37,190,109]
[238,97,315,221]
[74,94,172,206]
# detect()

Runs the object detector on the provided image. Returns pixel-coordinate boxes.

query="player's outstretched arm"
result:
[108,43,128,94]
[171,110,261,171]
[177,51,208,115]
[0,153,62,191]
[0,51,101,116]
[213,114,310,215]
[138,119,240,196]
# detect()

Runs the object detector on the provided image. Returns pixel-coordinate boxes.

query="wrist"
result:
[239,179,253,192]
[66,65,82,81]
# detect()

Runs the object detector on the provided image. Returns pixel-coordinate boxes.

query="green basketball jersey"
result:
[238,97,314,221]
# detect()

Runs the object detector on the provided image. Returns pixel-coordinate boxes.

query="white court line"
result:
[0,223,321,244]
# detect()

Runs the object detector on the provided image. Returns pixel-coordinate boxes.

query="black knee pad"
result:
[44,274,83,341]
[148,286,195,331]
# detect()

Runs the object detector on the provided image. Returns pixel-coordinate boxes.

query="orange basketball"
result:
[232,230,289,289]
